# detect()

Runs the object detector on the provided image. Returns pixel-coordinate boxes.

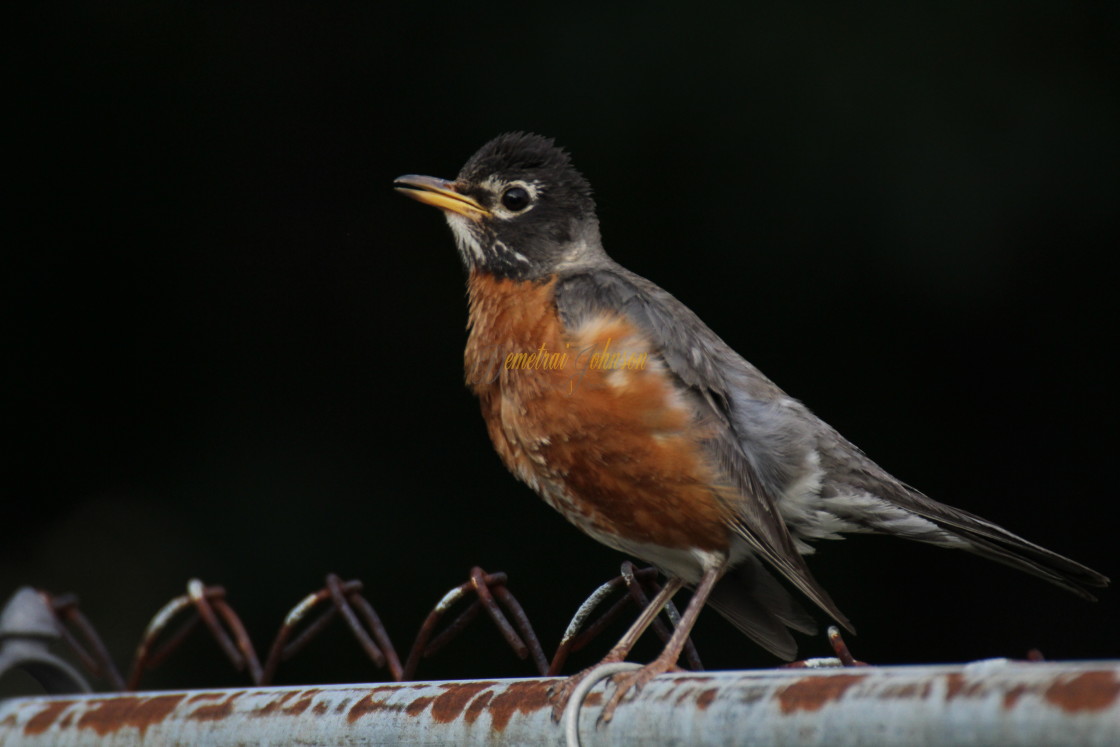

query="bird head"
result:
[395,132,605,279]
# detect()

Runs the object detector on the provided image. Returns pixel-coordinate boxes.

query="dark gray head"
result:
[395,133,606,279]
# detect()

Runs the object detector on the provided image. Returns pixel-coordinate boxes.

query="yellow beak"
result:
[393,175,491,219]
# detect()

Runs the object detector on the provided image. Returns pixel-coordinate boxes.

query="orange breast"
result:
[464,271,733,552]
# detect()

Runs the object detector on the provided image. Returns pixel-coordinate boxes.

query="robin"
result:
[394,132,1108,720]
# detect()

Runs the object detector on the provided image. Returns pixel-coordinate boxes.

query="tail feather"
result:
[962,535,1102,600]
[882,487,1111,600]
[933,514,1110,601]
[705,555,819,660]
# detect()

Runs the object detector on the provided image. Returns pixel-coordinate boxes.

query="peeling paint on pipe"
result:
[1,660,1118,745]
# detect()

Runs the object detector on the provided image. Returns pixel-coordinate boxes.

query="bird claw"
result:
[595,658,674,724]
[548,677,576,722]
[551,656,676,728]
[549,656,639,722]
[549,659,618,722]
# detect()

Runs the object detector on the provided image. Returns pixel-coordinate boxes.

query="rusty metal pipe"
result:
[1,660,1118,745]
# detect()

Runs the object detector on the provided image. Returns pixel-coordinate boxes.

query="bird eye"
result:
[501,186,531,212]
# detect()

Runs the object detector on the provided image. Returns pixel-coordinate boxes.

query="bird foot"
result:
[596,656,676,724]
[551,655,682,729]
[548,654,626,722]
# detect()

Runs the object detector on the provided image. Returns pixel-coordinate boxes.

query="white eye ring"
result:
[485,179,539,218]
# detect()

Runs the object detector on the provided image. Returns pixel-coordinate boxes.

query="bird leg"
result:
[549,576,684,721]
[594,565,722,724]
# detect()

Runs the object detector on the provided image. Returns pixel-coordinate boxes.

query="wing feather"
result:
[555,267,854,629]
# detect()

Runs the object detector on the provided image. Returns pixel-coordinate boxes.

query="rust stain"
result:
[777,674,867,714]
[944,672,978,701]
[1045,672,1120,712]
[22,700,72,736]
[346,687,405,723]
[945,673,999,702]
[1002,684,1030,710]
[346,694,386,723]
[76,694,187,736]
[189,692,236,722]
[252,689,303,716]
[430,682,496,724]
[189,701,234,721]
[696,688,719,710]
[247,688,325,718]
[405,695,436,717]
[487,679,552,732]
[464,690,494,724]
[280,689,322,716]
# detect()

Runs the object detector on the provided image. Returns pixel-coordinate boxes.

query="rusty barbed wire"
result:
[47,592,126,690]
[261,573,401,684]
[2,565,868,696]
[127,579,262,690]
[779,625,868,669]
[828,625,867,667]
[403,567,549,680]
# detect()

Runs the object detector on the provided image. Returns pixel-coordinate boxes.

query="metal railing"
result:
[2,660,1118,745]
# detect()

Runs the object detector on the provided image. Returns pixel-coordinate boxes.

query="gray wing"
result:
[554,266,855,633]
[556,264,1108,609]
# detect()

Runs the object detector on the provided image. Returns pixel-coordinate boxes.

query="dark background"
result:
[5,3,1117,694]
